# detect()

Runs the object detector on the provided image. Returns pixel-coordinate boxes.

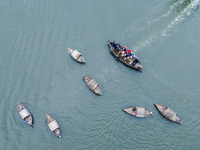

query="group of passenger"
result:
[111,41,138,63]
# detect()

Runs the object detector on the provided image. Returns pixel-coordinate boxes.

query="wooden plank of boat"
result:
[17,103,33,127]
[108,40,143,71]
[154,104,182,124]
[123,106,153,117]
[83,75,102,95]
[67,48,85,63]
[46,114,61,138]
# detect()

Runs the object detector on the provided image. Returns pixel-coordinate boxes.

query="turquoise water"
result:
[0,0,200,149]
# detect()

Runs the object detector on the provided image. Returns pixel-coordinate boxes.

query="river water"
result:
[0,0,200,149]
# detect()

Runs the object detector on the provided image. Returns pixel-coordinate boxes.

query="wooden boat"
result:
[17,103,33,127]
[83,75,102,95]
[67,48,85,63]
[46,114,61,138]
[108,40,143,71]
[154,104,182,124]
[123,106,153,117]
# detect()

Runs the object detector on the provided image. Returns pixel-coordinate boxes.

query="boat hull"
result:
[123,106,153,117]
[108,41,143,71]
[46,114,61,138]
[154,104,182,124]
[83,75,102,95]
[17,103,33,126]
[67,48,85,63]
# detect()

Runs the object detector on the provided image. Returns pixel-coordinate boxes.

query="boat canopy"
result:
[48,120,59,131]
[88,79,97,90]
[136,107,146,117]
[19,109,30,119]
[165,108,175,118]
[71,50,81,60]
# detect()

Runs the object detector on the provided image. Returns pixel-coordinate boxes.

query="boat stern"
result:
[149,111,153,116]
[77,56,85,63]
[94,88,102,96]
[55,128,61,138]
[123,106,135,115]
[134,62,144,70]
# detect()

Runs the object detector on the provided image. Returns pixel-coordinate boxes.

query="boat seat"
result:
[48,120,59,131]
[19,109,30,119]
[71,50,81,60]
[88,80,98,90]
[136,107,145,117]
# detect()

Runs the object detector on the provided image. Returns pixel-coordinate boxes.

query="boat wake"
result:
[134,0,199,51]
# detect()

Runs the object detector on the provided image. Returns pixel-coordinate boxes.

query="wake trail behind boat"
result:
[134,0,199,51]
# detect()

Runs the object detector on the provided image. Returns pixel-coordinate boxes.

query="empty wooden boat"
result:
[83,75,102,95]
[46,114,61,138]
[154,104,182,124]
[108,40,143,71]
[123,106,153,117]
[17,103,33,127]
[67,48,85,63]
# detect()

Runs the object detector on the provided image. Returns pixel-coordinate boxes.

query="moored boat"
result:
[123,106,153,117]
[46,114,61,138]
[17,103,33,127]
[108,40,143,71]
[67,48,85,63]
[154,104,182,124]
[83,75,102,95]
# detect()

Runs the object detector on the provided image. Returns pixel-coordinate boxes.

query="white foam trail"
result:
[135,0,199,51]
[148,0,186,25]
[162,0,199,36]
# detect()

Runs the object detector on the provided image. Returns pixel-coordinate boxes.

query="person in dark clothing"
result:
[131,59,139,66]
[132,107,136,111]
[111,41,116,47]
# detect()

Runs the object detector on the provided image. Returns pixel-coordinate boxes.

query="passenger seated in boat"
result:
[132,107,136,111]
[121,52,125,57]
[131,59,139,66]
[125,50,131,55]
[117,47,121,52]
[111,41,116,46]
[117,52,122,58]
[115,47,121,53]
[123,46,127,51]
[128,53,133,59]
[115,43,120,48]
[127,49,131,53]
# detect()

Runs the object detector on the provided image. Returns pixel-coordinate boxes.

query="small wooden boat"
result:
[67,48,85,63]
[17,103,33,127]
[108,40,143,71]
[83,75,102,95]
[46,114,61,138]
[123,106,153,117]
[154,104,182,124]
